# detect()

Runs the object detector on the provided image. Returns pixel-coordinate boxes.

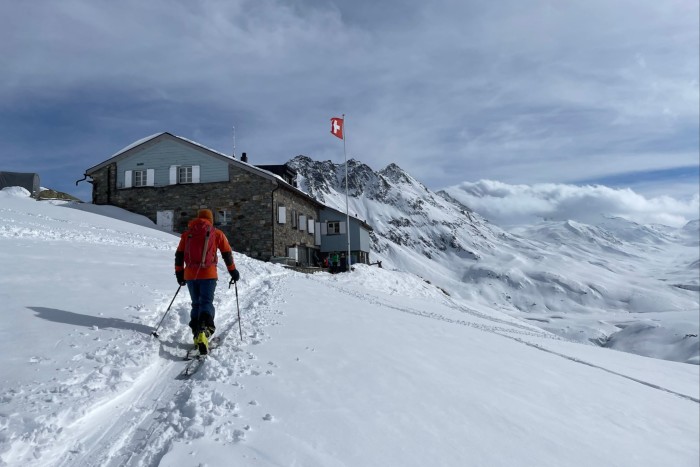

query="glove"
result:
[175,270,186,286]
[230,268,240,283]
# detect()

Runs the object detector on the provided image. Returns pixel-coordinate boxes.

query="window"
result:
[291,209,298,229]
[124,168,153,188]
[299,215,306,231]
[325,221,346,235]
[178,166,193,184]
[216,209,231,225]
[133,170,147,187]
[278,205,286,224]
[169,165,198,184]
[327,221,340,234]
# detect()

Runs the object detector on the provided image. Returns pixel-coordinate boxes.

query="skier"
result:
[175,209,239,355]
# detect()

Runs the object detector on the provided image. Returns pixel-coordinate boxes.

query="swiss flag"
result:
[330,117,344,140]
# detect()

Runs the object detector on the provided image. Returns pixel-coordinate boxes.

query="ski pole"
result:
[152,285,182,338]
[229,278,243,341]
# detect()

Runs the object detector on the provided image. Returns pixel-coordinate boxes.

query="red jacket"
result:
[175,218,236,280]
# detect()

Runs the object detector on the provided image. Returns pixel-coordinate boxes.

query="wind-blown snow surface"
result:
[0,187,698,466]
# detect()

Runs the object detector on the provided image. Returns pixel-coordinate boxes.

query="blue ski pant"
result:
[186,279,217,335]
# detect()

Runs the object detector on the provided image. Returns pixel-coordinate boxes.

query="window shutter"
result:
[192,165,200,183]
[315,222,321,245]
[299,215,306,231]
[124,170,133,188]
[146,169,155,186]
[278,206,286,224]
[321,222,328,235]
[339,221,346,234]
[169,166,177,185]
[308,219,314,234]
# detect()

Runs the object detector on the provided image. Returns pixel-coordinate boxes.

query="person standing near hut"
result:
[331,251,340,273]
[175,209,239,355]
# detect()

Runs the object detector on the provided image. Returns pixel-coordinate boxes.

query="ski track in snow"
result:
[3,255,696,467]
[503,336,700,404]
[4,263,560,467]
[3,266,697,466]
[5,270,287,467]
[314,275,700,405]
[315,275,560,339]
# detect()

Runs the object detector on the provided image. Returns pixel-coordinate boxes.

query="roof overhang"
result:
[322,206,373,231]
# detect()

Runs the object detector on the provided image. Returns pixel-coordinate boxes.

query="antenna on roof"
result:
[232,125,236,159]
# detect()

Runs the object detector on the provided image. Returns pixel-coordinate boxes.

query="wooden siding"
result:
[116,139,229,188]
[319,209,371,253]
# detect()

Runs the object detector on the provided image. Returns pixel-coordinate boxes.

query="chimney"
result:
[241,152,248,163]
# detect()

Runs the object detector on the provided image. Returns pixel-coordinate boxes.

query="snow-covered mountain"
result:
[288,156,700,364]
[291,155,498,261]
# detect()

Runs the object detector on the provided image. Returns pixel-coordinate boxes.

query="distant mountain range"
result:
[288,155,700,364]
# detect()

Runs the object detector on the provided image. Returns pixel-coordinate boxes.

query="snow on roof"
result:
[106,132,319,200]
[109,133,165,159]
[174,135,235,161]
[109,132,236,161]
[0,186,32,198]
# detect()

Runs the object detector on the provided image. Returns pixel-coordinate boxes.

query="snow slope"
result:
[0,188,698,466]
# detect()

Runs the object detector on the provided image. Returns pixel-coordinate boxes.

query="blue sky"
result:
[1,0,698,207]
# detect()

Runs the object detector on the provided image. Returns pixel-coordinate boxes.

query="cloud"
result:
[0,0,697,201]
[444,180,700,227]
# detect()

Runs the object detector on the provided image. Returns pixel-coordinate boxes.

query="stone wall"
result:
[226,165,275,259]
[90,163,286,260]
[273,187,320,258]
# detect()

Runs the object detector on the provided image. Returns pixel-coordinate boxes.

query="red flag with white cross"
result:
[330,117,344,140]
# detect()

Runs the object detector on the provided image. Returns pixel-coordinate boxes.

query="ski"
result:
[177,316,240,380]
[183,345,198,361]
[178,336,222,379]
[180,354,207,378]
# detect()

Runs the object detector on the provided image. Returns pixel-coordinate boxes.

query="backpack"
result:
[184,221,218,268]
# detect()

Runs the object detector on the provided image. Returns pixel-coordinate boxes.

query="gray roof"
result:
[322,205,373,231]
[0,171,40,194]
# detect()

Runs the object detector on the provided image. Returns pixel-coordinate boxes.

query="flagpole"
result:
[343,113,351,272]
